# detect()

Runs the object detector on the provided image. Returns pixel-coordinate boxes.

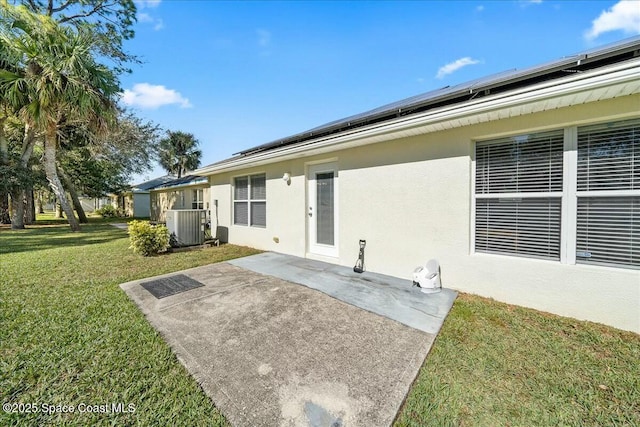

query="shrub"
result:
[96,204,119,218]
[128,220,170,256]
[169,232,179,248]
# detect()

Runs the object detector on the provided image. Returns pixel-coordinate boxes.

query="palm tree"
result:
[158,131,202,178]
[0,2,119,231]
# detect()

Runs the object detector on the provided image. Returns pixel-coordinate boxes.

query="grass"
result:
[1,216,638,426]
[0,216,259,426]
[396,295,640,427]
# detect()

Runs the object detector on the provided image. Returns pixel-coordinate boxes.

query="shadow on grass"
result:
[0,223,129,255]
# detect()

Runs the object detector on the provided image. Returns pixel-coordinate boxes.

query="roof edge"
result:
[194,58,640,176]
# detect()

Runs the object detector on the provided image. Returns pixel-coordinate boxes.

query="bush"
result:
[96,204,119,218]
[128,220,170,256]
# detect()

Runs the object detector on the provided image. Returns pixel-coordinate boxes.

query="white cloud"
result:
[121,83,192,109]
[137,12,153,23]
[518,0,542,7]
[585,0,640,40]
[476,5,485,12]
[436,57,481,79]
[137,11,163,31]
[135,0,161,9]
[257,29,271,47]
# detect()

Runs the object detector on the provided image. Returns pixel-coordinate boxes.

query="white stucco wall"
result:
[151,186,211,222]
[133,193,150,218]
[209,95,640,333]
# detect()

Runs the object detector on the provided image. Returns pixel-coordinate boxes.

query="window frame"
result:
[233,173,266,228]
[574,119,640,269]
[473,129,565,261]
[191,188,204,210]
[472,117,639,270]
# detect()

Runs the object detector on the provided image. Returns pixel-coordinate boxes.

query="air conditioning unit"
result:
[165,209,207,246]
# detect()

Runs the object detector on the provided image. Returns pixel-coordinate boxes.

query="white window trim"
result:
[472,118,639,269]
[473,130,564,261]
[232,173,266,228]
[192,188,204,210]
[562,126,578,265]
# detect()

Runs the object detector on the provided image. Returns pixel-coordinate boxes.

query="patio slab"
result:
[120,254,457,427]
[229,252,457,334]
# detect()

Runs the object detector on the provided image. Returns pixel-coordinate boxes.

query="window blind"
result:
[475,197,561,260]
[250,201,266,227]
[234,202,248,226]
[475,130,563,260]
[576,119,639,268]
[576,196,639,268]
[234,174,266,227]
[476,130,564,194]
[234,177,248,200]
[234,177,249,225]
[577,119,639,191]
[250,175,266,200]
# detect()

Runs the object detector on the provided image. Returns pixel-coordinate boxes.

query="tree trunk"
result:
[9,123,38,228]
[0,118,6,164]
[0,117,10,224]
[44,126,79,231]
[10,190,25,230]
[59,168,88,223]
[55,200,64,218]
[0,193,9,224]
[24,187,35,224]
[36,191,45,214]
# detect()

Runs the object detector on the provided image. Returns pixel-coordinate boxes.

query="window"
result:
[192,188,204,209]
[474,118,639,269]
[234,174,266,227]
[475,130,564,260]
[576,119,639,268]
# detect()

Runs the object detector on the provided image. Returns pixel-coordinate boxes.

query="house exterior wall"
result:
[151,186,210,222]
[208,95,640,333]
[122,194,138,217]
[132,193,150,218]
[78,197,96,213]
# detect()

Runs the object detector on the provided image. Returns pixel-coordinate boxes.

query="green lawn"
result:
[1,218,638,426]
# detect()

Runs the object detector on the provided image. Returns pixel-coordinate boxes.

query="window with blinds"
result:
[191,188,204,209]
[476,198,561,259]
[475,130,564,260]
[233,174,266,227]
[576,119,639,268]
[250,175,266,227]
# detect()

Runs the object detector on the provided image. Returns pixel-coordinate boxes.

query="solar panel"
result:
[231,36,640,157]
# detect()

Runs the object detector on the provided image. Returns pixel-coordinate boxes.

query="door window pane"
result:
[316,172,334,245]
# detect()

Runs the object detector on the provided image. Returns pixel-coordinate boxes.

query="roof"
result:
[149,174,209,191]
[131,175,177,192]
[197,36,640,172]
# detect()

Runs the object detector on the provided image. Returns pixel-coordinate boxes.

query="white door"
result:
[307,162,338,257]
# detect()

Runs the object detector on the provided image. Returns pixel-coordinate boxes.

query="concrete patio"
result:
[120,253,456,426]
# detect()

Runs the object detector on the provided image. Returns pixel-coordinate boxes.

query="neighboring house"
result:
[150,175,210,222]
[113,175,177,218]
[78,197,98,213]
[194,37,640,333]
[45,197,109,212]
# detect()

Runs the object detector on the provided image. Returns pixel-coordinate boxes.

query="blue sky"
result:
[123,0,640,183]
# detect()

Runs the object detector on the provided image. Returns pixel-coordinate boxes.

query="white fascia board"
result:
[197,59,640,175]
[150,180,209,192]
